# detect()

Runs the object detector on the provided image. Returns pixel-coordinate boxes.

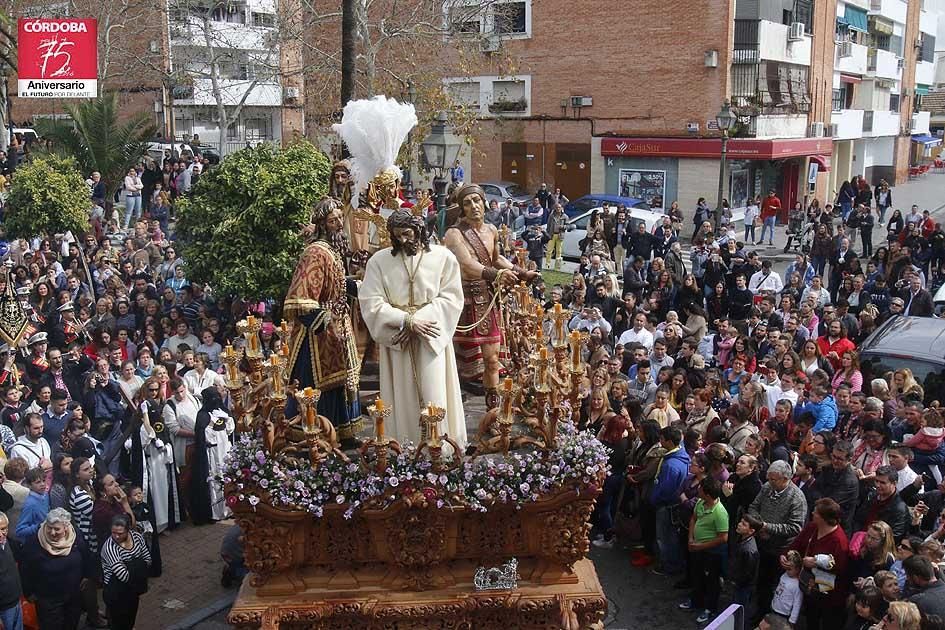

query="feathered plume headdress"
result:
[331,95,418,198]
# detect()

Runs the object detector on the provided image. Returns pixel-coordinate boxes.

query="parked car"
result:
[563,194,650,218]
[933,283,945,316]
[560,206,670,262]
[197,145,221,165]
[146,141,194,162]
[480,181,533,208]
[10,127,40,145]
[859,315,945,405]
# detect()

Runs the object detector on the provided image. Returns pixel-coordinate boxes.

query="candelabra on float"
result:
[414,402,459,474]
[359,397,401,475]
[237,315,264,383]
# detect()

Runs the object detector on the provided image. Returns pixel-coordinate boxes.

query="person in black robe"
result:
[189,386,225,526]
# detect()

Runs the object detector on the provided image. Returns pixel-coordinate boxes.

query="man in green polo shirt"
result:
[678,476,729,624]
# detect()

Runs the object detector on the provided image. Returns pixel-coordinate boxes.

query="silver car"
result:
[479,181,533,208]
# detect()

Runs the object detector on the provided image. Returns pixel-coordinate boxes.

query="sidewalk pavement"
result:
[134,519,235,630]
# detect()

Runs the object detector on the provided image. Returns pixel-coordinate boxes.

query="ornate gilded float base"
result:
[227,557,606,630]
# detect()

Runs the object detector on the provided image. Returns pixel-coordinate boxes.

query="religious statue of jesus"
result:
[443,184,537,410]
[358,210,467,448]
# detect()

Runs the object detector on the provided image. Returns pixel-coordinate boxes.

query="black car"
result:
[198,145,221,165]
[859,315,945,405]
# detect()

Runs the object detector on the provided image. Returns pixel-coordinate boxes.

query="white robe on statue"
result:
[359,245,467,448]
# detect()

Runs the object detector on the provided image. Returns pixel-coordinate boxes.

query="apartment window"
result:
[447,81,481,107]
[889,93,900,112]
[832,89,843,112]
[783,0,813,33]
[449,5,482,34]
[211,5,244,23]
[226,123,240,141]
[494,2,526,34]
[252,12,274,27]
[245,118,271,140]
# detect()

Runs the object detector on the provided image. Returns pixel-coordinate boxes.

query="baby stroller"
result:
[783,213,814,254]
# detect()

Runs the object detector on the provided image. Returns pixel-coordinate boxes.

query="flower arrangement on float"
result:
[223,420,609,519]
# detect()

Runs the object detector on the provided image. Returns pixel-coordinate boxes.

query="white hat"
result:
[57,301,75,312]
[27,332,48,346]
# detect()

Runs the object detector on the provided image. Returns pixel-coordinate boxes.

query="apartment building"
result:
[828,0,940,191]
[449,0,940,218]
[167,0,302,154]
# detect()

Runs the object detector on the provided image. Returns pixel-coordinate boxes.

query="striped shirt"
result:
[101,531,151,586]
[69,486,97,554]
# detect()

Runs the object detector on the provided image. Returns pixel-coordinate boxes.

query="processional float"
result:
[224,104,609,630]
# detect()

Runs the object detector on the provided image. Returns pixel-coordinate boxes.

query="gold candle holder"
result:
[265,353,286,398]
[222,344,244,387]
[295,387,322,435]
[551,302,568,348]
[237,316,263,357]
[369,397,391,444]
[420,401,445,446]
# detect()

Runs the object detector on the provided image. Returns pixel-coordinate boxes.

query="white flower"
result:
[388,476,400,487]
[336,494,345,504]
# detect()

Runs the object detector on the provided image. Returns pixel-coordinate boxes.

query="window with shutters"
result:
[920,34,935,63]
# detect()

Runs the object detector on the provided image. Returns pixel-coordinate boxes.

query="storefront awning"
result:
[915,85,931,96]
[912,134,943,147]
[844,5,869,32]
[809,155,831,172]
[599,137,834,160]
[840,73,862,84]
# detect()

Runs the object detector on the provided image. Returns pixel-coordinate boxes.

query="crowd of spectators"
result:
[546,192,945,629]
[0,146,251,630]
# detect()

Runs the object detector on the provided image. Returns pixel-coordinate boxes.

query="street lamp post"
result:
[420,111,463,237]
[714,100,737,234]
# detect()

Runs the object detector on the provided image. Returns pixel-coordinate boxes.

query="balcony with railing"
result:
[913,111,931,135]
[862,110,900,136]
[836,41,869,76]
[866,48,902,81]
[869,0,908,24]
[832,109,865,140]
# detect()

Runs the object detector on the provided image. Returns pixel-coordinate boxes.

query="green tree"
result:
[34,92,156,201]
[4,155,91,239]
[175,141,331,300]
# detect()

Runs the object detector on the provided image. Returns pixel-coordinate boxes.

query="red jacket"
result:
[788,521,850,605]
[761,195,782,219]
[816,336,856,370]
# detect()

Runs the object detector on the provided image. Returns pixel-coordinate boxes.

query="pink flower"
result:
[226,495,238,507]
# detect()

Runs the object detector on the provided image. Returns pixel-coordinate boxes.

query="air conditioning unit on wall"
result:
[570,96,593,108]
[284,86,299,100]
[829,123,839,138]
[839,41,853,58]
[481,37,500,53]
[810,121,826,137]
[788,22,805,41]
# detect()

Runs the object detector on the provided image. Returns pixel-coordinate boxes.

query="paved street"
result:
[137,172,945,628]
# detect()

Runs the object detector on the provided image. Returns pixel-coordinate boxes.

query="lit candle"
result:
[270,354,280,368]
[374,408,384,441]
[248,332,260,353]
[303,387,316,433]
[224,344,235,359]
[500,377,513,417]
[570,330,582,370]
[281,343,289,357]
[540,347,548,361]
[536,322,544,341]
[280,319,288,335]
